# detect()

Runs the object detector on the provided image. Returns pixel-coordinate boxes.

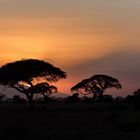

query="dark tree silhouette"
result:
[132,88,140,109]
[133,88,140,97]
[27,82,57,101]
[13,95,27,104]
[65,93,79,103]
[71,74,122,98]
[115,96,124,103]
[0,94,6,103]
[96,95,114,103]
[0,59,66,108]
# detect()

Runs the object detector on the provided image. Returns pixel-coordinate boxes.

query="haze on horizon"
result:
[0,0,140,97]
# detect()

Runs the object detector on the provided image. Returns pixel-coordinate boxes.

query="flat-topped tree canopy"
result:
[71,79,89,91]
[90,74,122,89]
[71,74,122,97]
[0,59,66,108]
[0,59,66,86]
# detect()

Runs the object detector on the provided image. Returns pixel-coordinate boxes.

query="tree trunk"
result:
[99,89,104,97]
[42,92,50,102]
[92,93,97,99]
[26,93,34,109]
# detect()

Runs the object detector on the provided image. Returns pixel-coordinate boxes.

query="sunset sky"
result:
[0,0,140,97]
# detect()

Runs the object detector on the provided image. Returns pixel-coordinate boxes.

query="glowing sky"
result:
[0,0,140,97]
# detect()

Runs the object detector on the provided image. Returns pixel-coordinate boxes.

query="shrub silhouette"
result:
[0,59,66,108]
[132,88,140,109]
[13,95,27,104]
[96,95,114,103]
[66,93,80,103]
[71,74,122,98]
[124,95,134,104]
[0,94,6,103]
[115,96,124,103]
[133,88,140,97]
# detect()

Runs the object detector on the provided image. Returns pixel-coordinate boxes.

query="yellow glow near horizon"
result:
[0,17,132,66]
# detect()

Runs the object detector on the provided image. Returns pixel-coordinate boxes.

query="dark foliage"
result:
[0,59,66,108]
[122,89,140,110]
[0,59,66,84]
[96,95,114,103]
[27,82,57,101]
[65,93,80,103]
[123,95,134,104]
[71,74,122,98]
[13,95,27,104]
[114,96,124,103]
[132,88,140,109]
[0,94,6,103]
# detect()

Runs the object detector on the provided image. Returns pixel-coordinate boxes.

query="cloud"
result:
[68,49,140,73]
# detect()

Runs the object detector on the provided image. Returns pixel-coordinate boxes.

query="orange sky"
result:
[0,0,140,97]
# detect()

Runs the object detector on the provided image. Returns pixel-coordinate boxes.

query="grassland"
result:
[0,102,140,140]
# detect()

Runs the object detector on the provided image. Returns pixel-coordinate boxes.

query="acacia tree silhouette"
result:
[0,59,66,108]
[71,74,122,98]
[27,82,57,101]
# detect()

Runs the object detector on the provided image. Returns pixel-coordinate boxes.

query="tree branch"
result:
[10,84,26,94]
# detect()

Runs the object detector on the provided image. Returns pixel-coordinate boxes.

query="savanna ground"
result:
[0,102,140,140]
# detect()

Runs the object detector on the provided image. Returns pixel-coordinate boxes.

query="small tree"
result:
[71,74,122,98]
[28,82,57,101]
[0,59,66,108]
